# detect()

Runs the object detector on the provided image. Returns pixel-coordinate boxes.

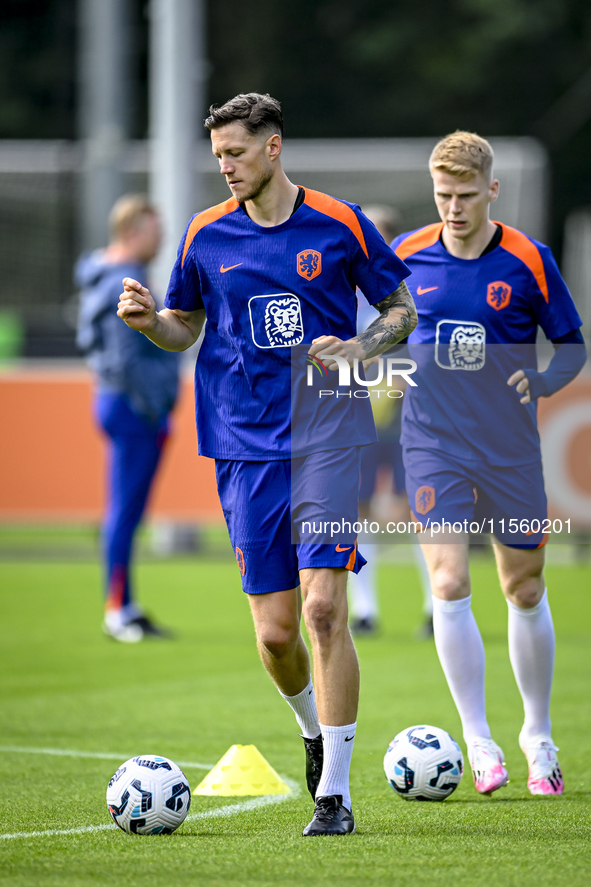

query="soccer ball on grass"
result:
[106,755,191,834]
[384,725,463,801]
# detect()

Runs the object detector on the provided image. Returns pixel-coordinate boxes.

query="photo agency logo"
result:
[305,354,418,398]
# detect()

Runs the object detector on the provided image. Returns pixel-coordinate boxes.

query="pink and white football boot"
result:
[468,737,509,795]
[519,732,564,795]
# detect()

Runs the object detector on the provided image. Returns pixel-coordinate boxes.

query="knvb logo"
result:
[415,485,435,516]
[306,354,418,396]
[297,249,322,280]
[486,280,512,311]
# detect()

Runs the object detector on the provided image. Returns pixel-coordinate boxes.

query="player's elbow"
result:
[172,308,205,350]
[176,337,198,353]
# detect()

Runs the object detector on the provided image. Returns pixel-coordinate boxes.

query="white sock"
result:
[348,545,378,620]
[432,596,490,745]
[315,722,356,810]
[415,547,433,616]
[279,679,320,739]
[507,589,554,740]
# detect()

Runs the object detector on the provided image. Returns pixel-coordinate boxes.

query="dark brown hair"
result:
[204,93,284,138]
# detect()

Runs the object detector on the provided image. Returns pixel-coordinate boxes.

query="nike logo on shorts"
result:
[220,263,243,273]
[335,544,353,552]
[416,285,439,295]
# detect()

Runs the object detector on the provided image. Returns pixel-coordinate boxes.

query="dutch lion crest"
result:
[436,320,487,370]
[486,280,512,311]
[297,249,322,281]
[448,325,485,370]
[264,296,304,347]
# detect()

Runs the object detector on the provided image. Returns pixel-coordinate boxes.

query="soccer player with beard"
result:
[117,93,416,835]
[393,131,586,797]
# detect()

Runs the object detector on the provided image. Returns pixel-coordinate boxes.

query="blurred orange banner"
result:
[0,366,223,522]
[0,364,589,530]
[538,367,591,528]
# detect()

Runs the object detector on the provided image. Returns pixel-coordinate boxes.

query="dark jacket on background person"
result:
[75,252,179,423]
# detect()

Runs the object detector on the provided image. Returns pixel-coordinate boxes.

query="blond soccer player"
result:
[393,131,586,796]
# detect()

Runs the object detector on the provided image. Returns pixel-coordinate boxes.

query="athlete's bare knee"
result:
[302,594,343,644]
[430,567,470,601]
[420,544,470,601]
[504,575,545,608]
[499,552,544,607]
[257,622,300,660]
[495,543,545,607]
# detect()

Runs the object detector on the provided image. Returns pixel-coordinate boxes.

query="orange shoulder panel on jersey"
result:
[181,197,239,267]
[394,223,443,262]
[497,223,549,303]
[303,189,368,257]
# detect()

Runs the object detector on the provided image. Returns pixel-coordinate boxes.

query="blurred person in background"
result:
[349,205,433,638]
[76,195,179,642]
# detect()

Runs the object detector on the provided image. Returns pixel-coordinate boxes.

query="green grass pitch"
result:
[0,552,590,886]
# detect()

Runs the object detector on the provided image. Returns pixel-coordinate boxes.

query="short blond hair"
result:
[429,131,494,180]
[108,194,157,241]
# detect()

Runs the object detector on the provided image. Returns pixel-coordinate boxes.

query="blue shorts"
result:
[403,447,548,549]
[215,449,366,594]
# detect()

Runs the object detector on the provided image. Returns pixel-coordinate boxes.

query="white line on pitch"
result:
[1,823,117,840]
[0,778,300,841]
[188,777,299,823]
[0,746,213,770]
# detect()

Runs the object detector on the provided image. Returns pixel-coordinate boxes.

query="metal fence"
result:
[0,137,549,356]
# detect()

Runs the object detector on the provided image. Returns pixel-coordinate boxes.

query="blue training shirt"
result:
[392,222,582,466]
[76,252,179,423]
[165,189,410,459]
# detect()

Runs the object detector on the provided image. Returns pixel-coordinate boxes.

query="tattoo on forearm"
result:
[354,281,417,358]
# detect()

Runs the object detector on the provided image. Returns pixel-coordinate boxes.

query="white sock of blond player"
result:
[507,589,554,740]
[315,722,356,810]
[432,595,490,744]
[279,678,321,739]
[348,544,378,620]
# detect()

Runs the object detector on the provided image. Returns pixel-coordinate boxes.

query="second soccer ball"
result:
[106,754,191,834]
[384,725,463,801]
